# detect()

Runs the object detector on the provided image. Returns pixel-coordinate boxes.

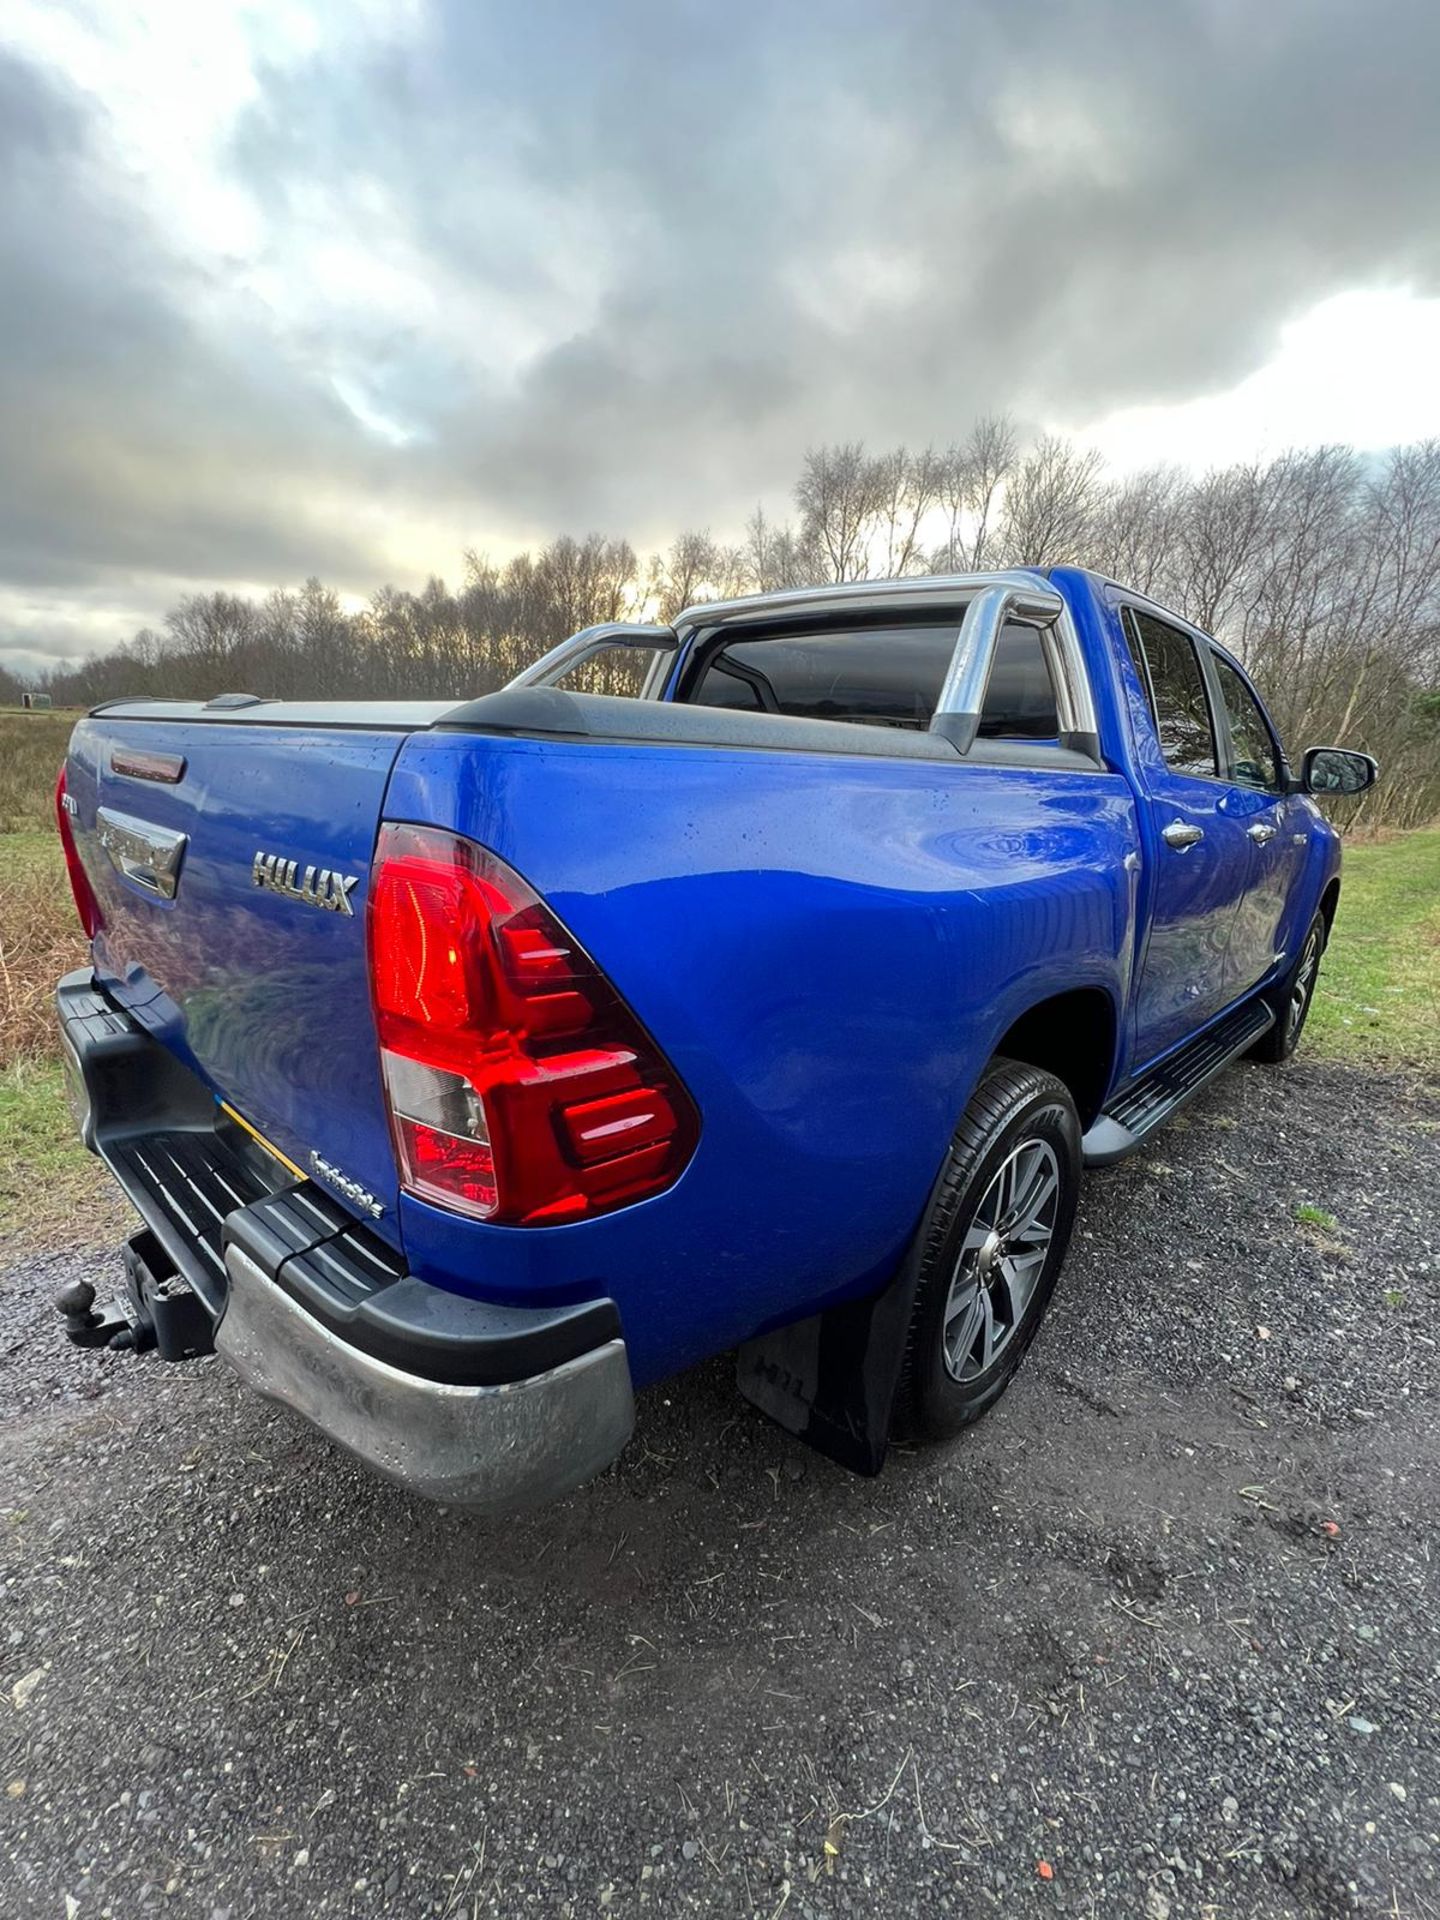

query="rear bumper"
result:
[219,1244,632,1508]
[55,968,634,1511]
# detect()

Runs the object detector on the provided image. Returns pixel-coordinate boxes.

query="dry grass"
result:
[0,1058,129,1245]
[0,814,125,1244]
[0,710,75,831]
[0,831,88,1069]
[0,712,88,1070]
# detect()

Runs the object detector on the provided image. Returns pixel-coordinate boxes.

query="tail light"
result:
[367,823,698,1226]
[55,765,102,938]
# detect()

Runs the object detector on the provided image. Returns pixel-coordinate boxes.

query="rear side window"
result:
[1210,652,1281,792]
[691,620,1060,739]
[1124,609,1218,778]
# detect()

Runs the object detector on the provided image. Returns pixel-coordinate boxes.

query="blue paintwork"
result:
[64,569,1341,1389]
[1080,575,1339,1075]
[64,717,409,1247]
[384,739,1139,1381]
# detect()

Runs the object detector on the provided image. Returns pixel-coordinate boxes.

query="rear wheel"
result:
[894,1059,1081,1441]
[1250,913,1325,1064]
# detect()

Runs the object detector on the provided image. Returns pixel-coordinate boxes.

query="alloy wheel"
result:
[941,1137,1060,1382]
[1287,927,1322,1044]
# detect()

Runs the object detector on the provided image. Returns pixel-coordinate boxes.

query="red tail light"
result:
[367,824,698,1226]
[55,765,102,939]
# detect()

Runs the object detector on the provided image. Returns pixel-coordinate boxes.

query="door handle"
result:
[1246,821,1278,845]
[1162,821,1205,852]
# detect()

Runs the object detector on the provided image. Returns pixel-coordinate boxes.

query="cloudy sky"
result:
[2,0,1438,676]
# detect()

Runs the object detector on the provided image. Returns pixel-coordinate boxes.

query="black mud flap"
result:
[735,1261,921,1477]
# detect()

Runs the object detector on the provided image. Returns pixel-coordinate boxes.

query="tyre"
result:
[1249,912,1325,1064]
[894,1058,1081,1442]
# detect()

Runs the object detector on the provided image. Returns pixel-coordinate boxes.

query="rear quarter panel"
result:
[384,732,1140,1384]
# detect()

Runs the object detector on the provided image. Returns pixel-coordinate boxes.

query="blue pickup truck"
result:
[53,567,1375,1508]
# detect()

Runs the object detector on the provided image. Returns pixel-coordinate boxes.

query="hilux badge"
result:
[252,850,358,916]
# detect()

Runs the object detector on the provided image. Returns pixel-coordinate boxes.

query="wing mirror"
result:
[1297,747,1379,796]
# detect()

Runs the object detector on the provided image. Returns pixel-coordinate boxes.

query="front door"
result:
[1120,605,1256,1067]
[1203,645,1309,992]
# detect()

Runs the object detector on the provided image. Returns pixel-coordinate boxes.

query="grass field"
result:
[0,732,1435,1242]
[0,1058,129,1246]
[1307,826,1440,1068]
[0,712,115,1237]
[0,709,74,831]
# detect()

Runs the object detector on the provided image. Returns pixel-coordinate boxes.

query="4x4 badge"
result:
[252,851,358,916]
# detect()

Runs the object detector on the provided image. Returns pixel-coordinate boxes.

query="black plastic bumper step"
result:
[1082,996,1274,1167]
[107,1128,278,1314]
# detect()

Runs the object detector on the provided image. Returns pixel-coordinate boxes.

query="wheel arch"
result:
[1318,875,1341,939]
[991,986,1118,1131]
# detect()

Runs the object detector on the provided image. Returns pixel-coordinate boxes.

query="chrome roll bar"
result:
[509,574,1100,761]
[506,622,677,690]
[930,578,1087,755]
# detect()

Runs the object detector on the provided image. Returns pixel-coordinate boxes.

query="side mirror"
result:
[1299,746,1379,796]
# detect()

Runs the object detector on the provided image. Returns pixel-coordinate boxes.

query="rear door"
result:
[66,711,413,1243]
[1120,606,1255,1066]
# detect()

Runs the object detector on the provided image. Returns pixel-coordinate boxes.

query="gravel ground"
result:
[3,1056,1438,1920]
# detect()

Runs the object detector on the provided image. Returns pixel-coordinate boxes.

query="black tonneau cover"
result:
[436,686,1099,769]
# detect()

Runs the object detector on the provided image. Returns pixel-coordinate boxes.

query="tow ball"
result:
[56,1229,214,1362]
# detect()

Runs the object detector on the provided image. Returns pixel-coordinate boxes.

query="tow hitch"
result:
[57,1228,215,1362]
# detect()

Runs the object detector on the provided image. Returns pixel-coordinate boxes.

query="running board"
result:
[1082,997,1275,1167]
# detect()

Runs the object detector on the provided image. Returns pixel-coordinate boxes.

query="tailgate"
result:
[65,712,411,1244]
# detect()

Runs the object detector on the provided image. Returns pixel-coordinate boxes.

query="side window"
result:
[1122,617,1154,718]
[689,656,764,711]
[1210,653,1281,793]
[1124,609,1218,778]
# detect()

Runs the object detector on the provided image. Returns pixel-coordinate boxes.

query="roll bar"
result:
[506,623,678,690]
[506,574,1100,761]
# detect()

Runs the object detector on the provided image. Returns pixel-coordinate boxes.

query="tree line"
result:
[16,422,1440,826]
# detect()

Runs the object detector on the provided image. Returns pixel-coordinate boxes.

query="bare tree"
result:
[1088,467,1187,598]
[648,530,718,621]
[968,416,1018,569]
[161,593,260,695]
[741,506,816,593]
[995,436,1106,567]
[1171,461,1273,634]
[872,446,943,577]
[25,425,1440,828]
[795,443,882,582]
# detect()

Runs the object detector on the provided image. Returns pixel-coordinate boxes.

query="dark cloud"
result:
[3,1,1439,669]
[0,47,391,622]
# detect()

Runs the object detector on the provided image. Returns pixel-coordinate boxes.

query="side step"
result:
[1082,997,1274,1167]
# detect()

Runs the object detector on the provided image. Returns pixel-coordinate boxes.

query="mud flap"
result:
[735,1262,921,1477]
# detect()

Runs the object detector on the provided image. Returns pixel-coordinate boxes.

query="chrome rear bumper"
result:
[218,1245,634,1511]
